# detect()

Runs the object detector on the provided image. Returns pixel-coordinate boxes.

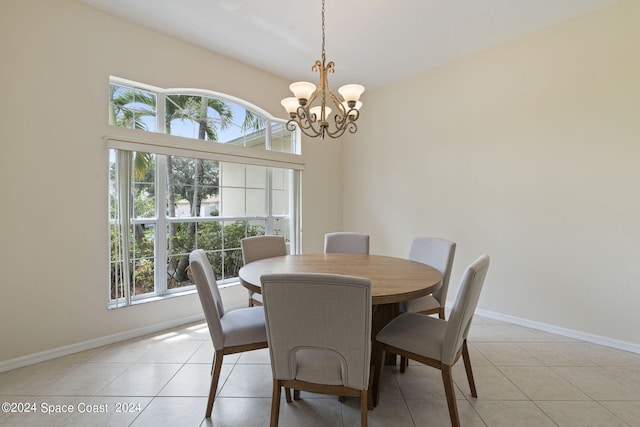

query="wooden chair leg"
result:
[206,350,224,417]
[399,356,408,373]
[293,389,301,400]
[438,307,446,320]
[441,365,460,427]
[461,339,477,397]
[372,346,386,407]
[360,389,368,427]
[284,387,292,403]
[270,380,281,427]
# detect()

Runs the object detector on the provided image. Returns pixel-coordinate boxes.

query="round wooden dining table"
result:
[238,253,443,305]
[239,252,442,404]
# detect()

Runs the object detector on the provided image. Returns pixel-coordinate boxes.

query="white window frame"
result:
[108,77,304,308]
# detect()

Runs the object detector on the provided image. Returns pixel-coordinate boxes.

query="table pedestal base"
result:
[372,303,399,365]
[369,303,400,409]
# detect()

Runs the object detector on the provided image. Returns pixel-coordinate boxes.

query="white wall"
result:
[0,0,342,363]
[344,0,640,345]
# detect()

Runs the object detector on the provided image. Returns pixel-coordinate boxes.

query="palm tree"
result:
[241,109,266,133]
[165,95,234,283]
[109,85,156,180]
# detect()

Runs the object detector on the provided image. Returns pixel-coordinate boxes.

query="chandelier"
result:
[281,0,364,139]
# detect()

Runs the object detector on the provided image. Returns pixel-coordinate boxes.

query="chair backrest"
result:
[324,232,370,254]
[442,255,490,365]
[261,273,372,390]
[409,237,456,304]
[189,249,225,351]
[241,235,287,265]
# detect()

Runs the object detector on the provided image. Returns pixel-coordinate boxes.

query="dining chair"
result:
[324,232,370,254]
[189,249,269,418]
[398,237,456,372]
[261,273,372,427]
[400,237,456,319]
[373,255,490,427]
[241,235,287,307]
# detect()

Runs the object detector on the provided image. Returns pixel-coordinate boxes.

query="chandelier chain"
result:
[321,0,326,64]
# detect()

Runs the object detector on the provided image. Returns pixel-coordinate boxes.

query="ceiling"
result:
[78,0,620,90]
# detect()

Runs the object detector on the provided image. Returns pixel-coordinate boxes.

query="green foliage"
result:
[133,188,155,218]
[111,220,264,297]
[133,259,155,294]
[170,157,219,204]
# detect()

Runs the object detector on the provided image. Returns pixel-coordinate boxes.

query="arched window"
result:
[108,77,302,308]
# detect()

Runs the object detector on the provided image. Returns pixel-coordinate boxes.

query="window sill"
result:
[108,280,241,309]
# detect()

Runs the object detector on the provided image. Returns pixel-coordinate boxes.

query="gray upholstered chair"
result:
[373,255,490,427]
[398,237,456,372]
[324,232,370,254]
[261,273,372,427]
[241,235,287,307]
[189,249,268,418]
[400,237,456,319]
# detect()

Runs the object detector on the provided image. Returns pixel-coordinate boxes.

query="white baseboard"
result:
[0,313,205,373]
[4,304,639,374]
[473,307,640,355]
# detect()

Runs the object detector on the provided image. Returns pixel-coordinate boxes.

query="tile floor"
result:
[1,315,640,426]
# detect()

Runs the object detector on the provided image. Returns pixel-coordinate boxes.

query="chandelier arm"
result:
[292,104,325,138]
[295,108,317,130]
[288,115,323,138]
[325,120,357,139]
[299,123,323,138]
[285,121,298,132]
[325,76,346,121]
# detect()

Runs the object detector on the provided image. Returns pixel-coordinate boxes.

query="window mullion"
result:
[266,168,273,235]
[291,169,301,255]
[156,92,166,133]
[265,121,272,151]
[155,94,168,295]
[116,150,133,306]
[155,155,168,295]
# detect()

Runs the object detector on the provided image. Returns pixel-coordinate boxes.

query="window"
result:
[108,77,302,308]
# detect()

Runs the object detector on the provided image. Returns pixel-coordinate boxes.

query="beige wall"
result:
[344,0,640,345]
[0,0,341,363]
[3,0,636,365]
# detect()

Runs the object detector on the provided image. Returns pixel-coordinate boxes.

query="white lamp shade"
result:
[338,84,365,102]
[310,106,332,119]
[281,97,299,114]
[289,82,316,101]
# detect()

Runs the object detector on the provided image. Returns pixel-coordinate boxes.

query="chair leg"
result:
[284,387,292,403]
[399,356,408,373]
[462,339,477,397]
[372,346,386,407]
[206,350,224,417]
[293,389,301,400]
[441,365,460,427]
[360,389,368,427]
[438,307,446,320]
[270,380,281,427]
